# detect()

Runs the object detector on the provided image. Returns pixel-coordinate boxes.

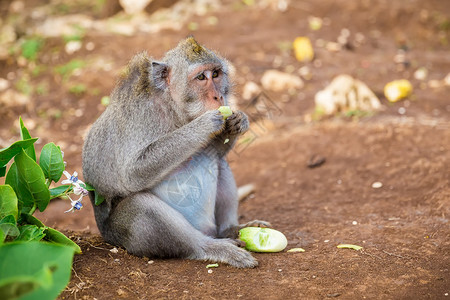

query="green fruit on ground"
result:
[239,227,288,252]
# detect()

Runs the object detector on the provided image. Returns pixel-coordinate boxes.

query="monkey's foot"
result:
[240,220,272,229]
[193,238,258,268]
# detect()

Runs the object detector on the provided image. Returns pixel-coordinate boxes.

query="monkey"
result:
[82,37,270,268]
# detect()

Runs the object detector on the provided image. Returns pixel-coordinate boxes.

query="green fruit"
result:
[218,106,232,119]
[239,227,287,252]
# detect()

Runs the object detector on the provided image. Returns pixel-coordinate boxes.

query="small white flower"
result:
[65,195,83,213]
[73,185,89,196]
[62,171,84,187]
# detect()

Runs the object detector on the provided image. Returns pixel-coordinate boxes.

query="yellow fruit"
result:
[293,37,314,62]
[384,79,413,102]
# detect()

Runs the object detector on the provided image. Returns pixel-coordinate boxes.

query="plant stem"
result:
[29,203,37,215]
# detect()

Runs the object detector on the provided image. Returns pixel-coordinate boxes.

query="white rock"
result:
[413,67,428,81]
[314,74,381,115]
[0,78,10,92]
[261,70,304,92]
[444,73,450,86]
[65,40,82,55]
[33,15,93,37]
[119,0,153,15]
[0,89,29,107]
[242,81,261,100]
[372,182,383,189]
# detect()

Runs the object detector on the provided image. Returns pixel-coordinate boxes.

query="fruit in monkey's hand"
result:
[218,106,232,120]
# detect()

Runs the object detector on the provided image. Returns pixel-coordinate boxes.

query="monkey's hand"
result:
[200,110,226,137]
[223,111,249,136]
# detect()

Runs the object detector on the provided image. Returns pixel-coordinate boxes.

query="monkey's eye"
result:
[212,70,219,78]
[196,73,206,80]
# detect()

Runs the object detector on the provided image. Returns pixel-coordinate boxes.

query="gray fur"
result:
[82,38,266,268]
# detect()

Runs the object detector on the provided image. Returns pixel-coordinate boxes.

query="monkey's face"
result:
[179,63,230,120]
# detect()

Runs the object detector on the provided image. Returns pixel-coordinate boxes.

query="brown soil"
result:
[1,0,449,299]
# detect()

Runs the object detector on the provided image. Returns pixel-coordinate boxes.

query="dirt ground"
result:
[1,0,449,299]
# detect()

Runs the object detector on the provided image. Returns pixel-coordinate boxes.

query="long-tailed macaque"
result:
[82,37,268,268]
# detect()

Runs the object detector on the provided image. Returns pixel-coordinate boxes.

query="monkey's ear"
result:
[152,61,169,90]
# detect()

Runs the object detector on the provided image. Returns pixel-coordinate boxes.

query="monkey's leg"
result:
[110,192,258,268]
[215,159,271,240]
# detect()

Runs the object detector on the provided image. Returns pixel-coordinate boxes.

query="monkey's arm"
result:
[211,111,249,157]
[125,110,224,192]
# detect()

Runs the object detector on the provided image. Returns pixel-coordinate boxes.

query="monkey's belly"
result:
[153,153,218,234]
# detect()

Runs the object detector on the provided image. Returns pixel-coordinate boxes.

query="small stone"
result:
[86,42,95,51]
[110,247,119,253]
[65,40,82,55]
[119,0,152,14]
[352,221,358,225]
[413,67,428,81]
[372,182,383,189]
[315,74,381,115]
[324,240,330,243]
[148,260,154,264]
[261,69,304,92]
[444,73,450,86]
[0,78,10,92]
[428,80,443,89]
[207,269,213,274]
[298,66,312,80]
[242,81,261,100]
[308,16,323,31]
[117,288,125,296]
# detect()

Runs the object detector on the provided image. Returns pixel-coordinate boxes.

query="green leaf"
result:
[14,225,46,242]
[44,227,82,254]
[0,242,75,300]
[20,213,45,228]
[39,143,65,183]
[0,138,38,167]
[15,150,50,212]
[5,163,33,214]
[95,191,105,205]
[0,276,40,300]
[0,185,18,221]
[0,229,4,244]
[0,166,5,177]
[50,185,71,199]
[82,182,95,191]
[19,117,36,162]
[0,215,20,238]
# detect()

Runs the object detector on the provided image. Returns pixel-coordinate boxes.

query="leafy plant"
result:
[0,117,92,299]
[21,38,44,61]
[69,84,87,95]
[54,59,86,81]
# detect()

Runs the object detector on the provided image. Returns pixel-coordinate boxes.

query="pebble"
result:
[261,69,304,92]
[0,78,10,92]
[207,269,213,274]
[65,40,82,55]
[352,221,358,225]
[372,182,383,189]
[315,74,381,115]
[242,81,261,100]
[110,247,119,253]
[413,67,428,81]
